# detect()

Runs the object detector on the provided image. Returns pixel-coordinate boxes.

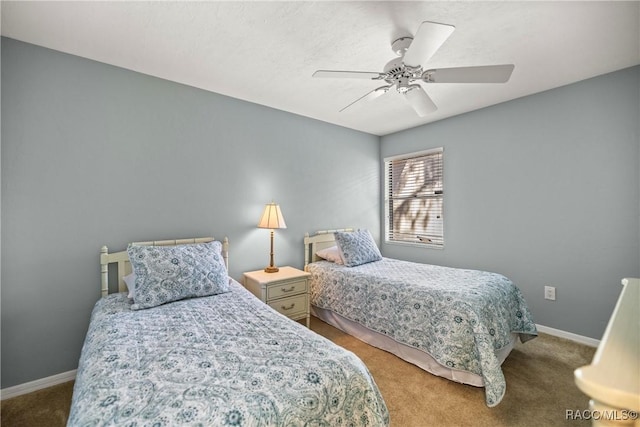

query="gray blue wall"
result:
[1,38,380,388]
[381,66,640,340]
[2,36,638,389]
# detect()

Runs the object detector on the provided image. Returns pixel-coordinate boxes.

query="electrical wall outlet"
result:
[544,286,556,301]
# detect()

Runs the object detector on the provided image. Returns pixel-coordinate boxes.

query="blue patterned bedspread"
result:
[307,258,537,407]
[68,281,389,426]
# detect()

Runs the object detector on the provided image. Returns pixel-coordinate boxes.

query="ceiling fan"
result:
[313,21,514,116]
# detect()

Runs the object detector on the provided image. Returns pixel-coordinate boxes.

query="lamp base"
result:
[264,266,279,273]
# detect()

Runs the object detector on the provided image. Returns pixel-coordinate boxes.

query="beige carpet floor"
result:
[313,318,595,426]
[1,380,74,427]
[1,316,595,426]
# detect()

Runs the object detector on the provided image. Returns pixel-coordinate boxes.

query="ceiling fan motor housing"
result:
[383,57,422,93]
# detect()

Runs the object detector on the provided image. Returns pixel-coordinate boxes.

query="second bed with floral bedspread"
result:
[307,258,537,407]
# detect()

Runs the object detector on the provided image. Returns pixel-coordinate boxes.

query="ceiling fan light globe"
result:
[397,83,412,93]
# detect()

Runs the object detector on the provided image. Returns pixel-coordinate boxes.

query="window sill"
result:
[383,240,444,250]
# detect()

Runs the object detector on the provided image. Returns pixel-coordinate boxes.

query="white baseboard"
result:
[0,369,76,401]
[536,324,600,348]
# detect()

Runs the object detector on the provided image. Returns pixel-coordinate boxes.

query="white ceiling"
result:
[2,1,639,136]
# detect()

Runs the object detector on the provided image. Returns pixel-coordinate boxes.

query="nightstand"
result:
[243,266,311,328]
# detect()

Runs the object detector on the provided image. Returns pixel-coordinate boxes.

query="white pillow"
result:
[123,272,136,299]
[316,245,344,264]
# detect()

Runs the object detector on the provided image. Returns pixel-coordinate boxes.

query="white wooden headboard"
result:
[303,228,353,269]
[99,237,229,297]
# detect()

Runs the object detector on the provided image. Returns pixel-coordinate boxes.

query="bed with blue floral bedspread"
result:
[68,279,389,426]
[70,238,388,426]
[306,257,537,407]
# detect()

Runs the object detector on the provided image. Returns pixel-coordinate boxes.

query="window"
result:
[384,147,444,247]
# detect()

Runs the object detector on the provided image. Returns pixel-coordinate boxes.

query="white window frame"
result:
[384,147,444,249]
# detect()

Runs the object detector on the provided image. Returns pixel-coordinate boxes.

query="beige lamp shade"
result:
[257,202,287,229]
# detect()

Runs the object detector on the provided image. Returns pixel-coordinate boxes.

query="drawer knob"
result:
[281,286,295,292]
[281,303,295,311]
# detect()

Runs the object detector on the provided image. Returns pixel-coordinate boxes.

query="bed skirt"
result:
[312,305,517,387]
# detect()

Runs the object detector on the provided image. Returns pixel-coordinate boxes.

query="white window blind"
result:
[385,148,444,247]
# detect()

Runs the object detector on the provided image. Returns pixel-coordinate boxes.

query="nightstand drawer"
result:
[268,294,308,317]
[266,279,307,300]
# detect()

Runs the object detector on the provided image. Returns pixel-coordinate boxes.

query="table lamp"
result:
[257,202,287,273]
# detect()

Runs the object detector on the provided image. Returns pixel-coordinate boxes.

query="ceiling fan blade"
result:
[423,64,515,83]
[403,21,455,68]
[313,70,384,80]
[340,86,391,112]
[403,85,437,116]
